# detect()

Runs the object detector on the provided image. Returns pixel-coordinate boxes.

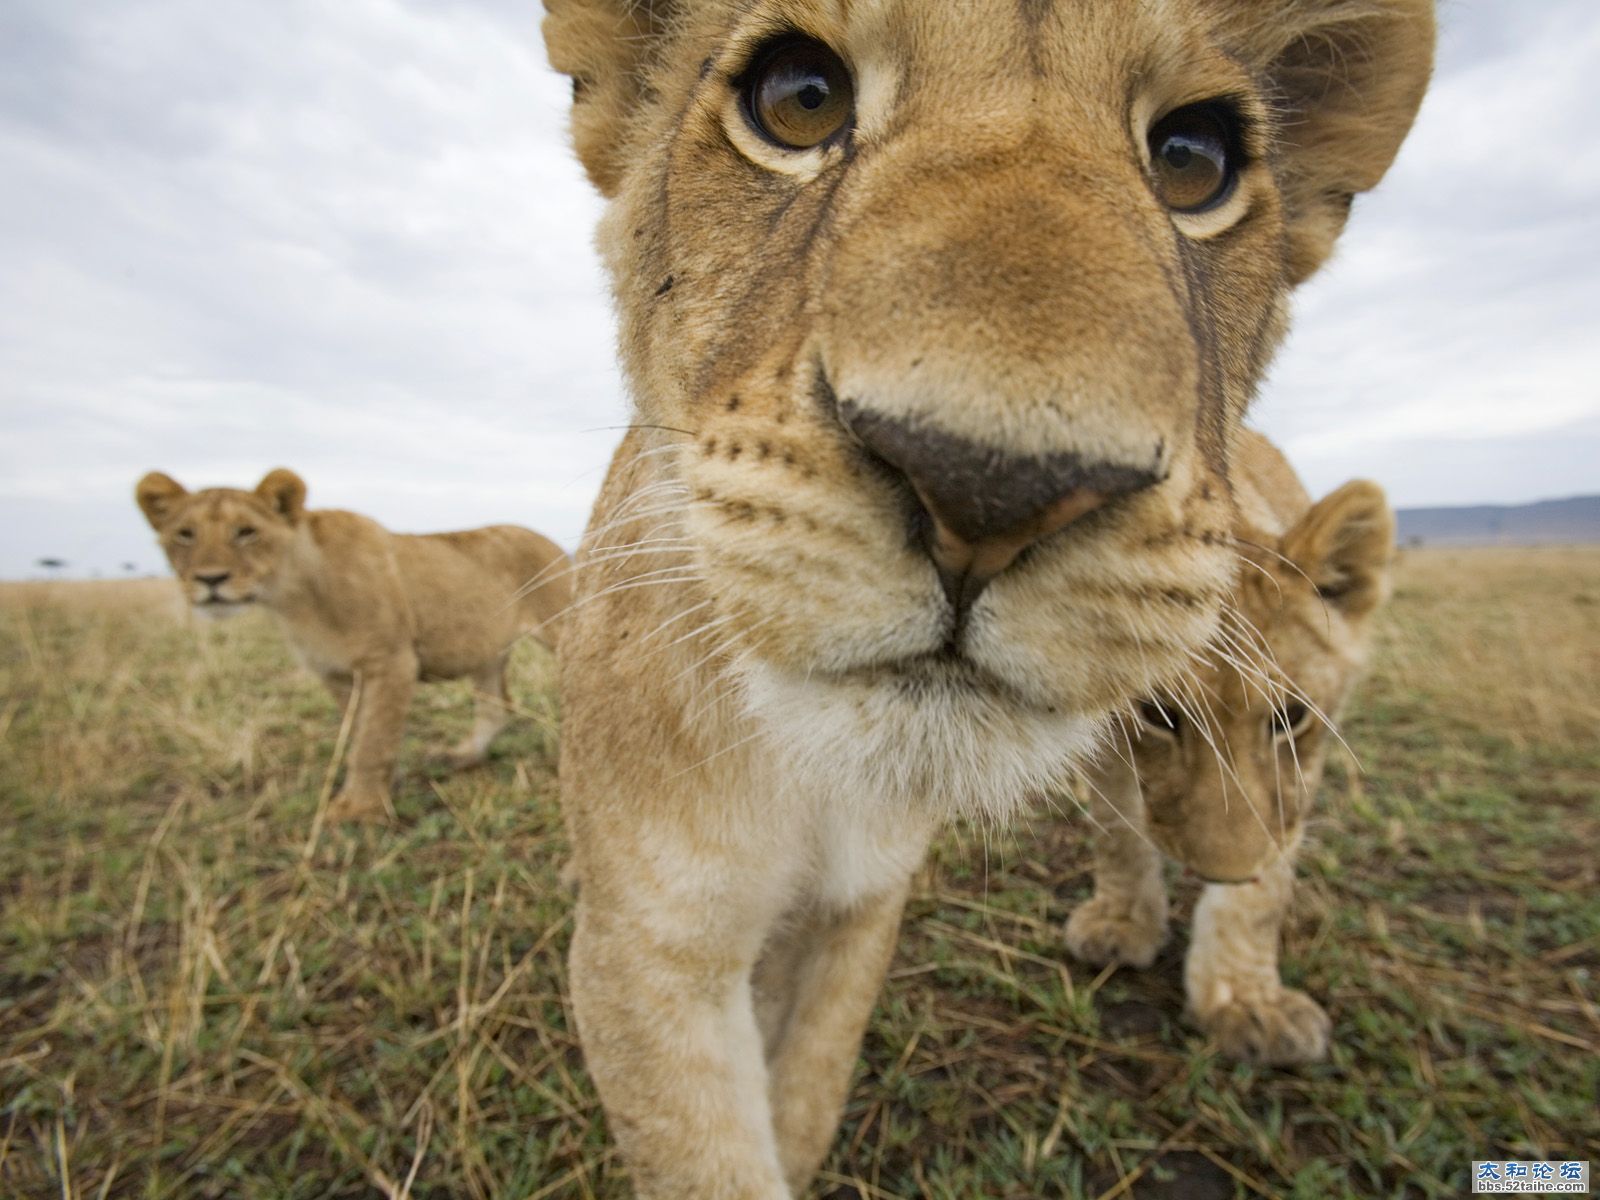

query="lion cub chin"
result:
[135,468,572,823]
[1064,432,1395,1066]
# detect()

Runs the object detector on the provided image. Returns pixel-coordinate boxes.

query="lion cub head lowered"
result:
[1130,478,1397,886]
[547,0,1432,816]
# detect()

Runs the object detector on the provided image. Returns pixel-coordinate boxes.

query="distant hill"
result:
[1395,495,1600,546]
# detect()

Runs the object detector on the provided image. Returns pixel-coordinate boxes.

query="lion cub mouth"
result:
[193,596,255,617]
[830,648,1050,712]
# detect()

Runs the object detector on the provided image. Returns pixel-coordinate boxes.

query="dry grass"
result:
[1377,546,1600,747]
[1,549,1597,1199]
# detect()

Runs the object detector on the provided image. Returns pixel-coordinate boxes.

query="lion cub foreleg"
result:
[568,855,794,1200]
[1064,765,1170,970]
[758,883,912,1192]
[326,650,417,824]
[1184,846,1330,1065]
[444,655,513,769]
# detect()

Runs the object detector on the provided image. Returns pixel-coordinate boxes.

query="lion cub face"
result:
[546,0,1431,811]
[136,469,306,614]
[1127,482,1396,883]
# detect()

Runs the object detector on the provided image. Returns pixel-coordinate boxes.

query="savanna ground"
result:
[2,548,1597,1200]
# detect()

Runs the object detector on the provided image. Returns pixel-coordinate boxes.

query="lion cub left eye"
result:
[235,526,258,543]
[1147,104,1238,213]
[744,38,854,150]
[1271,702,1312,739]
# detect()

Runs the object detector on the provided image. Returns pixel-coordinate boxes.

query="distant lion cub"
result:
[1065,432,1395,1064]
[136,468,572,822]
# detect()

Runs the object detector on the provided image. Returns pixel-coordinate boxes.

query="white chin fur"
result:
[738,660,1102,824]
[192,602,250,622]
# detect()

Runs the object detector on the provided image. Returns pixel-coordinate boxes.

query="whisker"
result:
[645,611,740,660]
[581,422,701,440]
[638,598,715,645]
[537,570,707,631]
[1071,767,1156,849]
[498,553,579,613]
[1229,546,1288,609]
[1103,703,1159,840]
[582,488,694,539]
[681,665,742,735]
[672,616,775,687]
[1213,613,1354,762]
[612,441,692,472]
[670,727,767,780]
[1166,671,1266,837]
[574,545,694,574]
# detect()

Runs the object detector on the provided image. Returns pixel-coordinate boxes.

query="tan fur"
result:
[135,469,572,822]
[542,1,1431,1192]
[1064,431,1396,1064]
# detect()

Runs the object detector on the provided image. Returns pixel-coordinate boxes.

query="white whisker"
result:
[638,598,715,645]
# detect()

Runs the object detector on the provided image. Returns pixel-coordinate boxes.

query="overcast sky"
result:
[2,0,1596,578]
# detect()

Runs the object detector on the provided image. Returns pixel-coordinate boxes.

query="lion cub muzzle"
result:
[813,147,1200,617]
[188,569,236,602]
[836,398,1164,615]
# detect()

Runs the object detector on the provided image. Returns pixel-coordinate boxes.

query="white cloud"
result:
[1253,0,1600,507]
[0,0,624,576]
[1,0,1595,576]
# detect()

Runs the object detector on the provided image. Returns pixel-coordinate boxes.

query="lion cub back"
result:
[394,524,573,661]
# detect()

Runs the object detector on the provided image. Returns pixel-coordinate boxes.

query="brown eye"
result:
[1271,703,1311,739]
[235,525,257,543]
[1148,104,1237,213]
[746,38,853,150]
[1137,699,1182,736]
[174,527,195,543]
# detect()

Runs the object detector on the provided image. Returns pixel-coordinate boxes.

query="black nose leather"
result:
[837,401,1163,611]
[195,571,231,587]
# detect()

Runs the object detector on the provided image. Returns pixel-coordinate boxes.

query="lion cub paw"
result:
[1195,988,1330,1065]
[326,787,392,825]
[1064,899,1166,969]
[438,745,490,772]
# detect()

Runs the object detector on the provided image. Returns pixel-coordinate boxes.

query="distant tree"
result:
[122,562,138,573]
[36,557,67,572]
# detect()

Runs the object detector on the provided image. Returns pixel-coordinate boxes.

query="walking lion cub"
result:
[135,468,572,822]
[542,0,1430,1192]
[1066,432,1396,1064]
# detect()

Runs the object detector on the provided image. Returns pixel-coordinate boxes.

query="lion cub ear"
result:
[256,469,308,524]
[543,0,679,196]
[136,471,189,528]
[1283,480,1396,621]
[1220,0,1435,284]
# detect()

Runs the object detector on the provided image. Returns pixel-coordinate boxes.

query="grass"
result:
[2,549,1597,1199]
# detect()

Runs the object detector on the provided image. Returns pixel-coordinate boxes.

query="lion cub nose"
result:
[195,571,232,587]
[838,402,1163,612]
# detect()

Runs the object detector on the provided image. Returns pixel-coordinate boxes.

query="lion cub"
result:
[136,468,572,822]
[1065,433,1394,1064]
[541,0,1430,1189]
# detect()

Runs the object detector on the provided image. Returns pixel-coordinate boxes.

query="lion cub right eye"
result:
[1136,699,1183,736]
[1147,103,1239,214]
[743,38,854,150]
[174,527,195,544]
[235,525,258,544]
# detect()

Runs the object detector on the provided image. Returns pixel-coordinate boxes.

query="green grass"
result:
[2,552,1597,1199]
